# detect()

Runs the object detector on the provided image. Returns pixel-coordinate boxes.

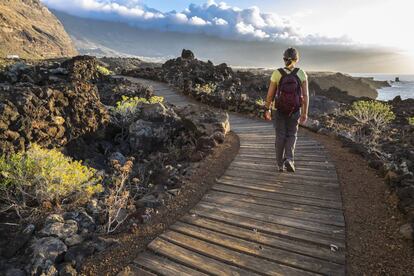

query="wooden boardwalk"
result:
[120,77,346,276]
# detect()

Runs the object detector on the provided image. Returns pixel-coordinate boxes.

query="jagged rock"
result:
[175,104,230,137]
[309,95,340,116]
[109,151,126,166]
[140,103,180,123]
[62,211,96,233]
[0,56,109,155]
[64,235,84,247]
[58,263,77,276]
[129,120,171,152]
[181,49,195,60]
[45,214,65,224]
[64,243,95,269]
[39,220,78,240]
[197,136,217,152]
[30,237,67,275]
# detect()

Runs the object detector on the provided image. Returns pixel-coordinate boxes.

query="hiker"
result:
[264,47,309,172]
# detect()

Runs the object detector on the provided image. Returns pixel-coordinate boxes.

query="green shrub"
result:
[0,144,102,218]
[408,116,414,126]
[111,96,165,131]
[194,83,216,94]
[346,100,395,127]
[97,65,113,76]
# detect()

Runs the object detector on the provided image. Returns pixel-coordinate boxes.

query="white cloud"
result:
[41,0,351,45]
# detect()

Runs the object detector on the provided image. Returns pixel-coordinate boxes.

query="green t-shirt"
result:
[270,68,307,85]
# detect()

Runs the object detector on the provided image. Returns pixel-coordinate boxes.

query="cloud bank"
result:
[42,0,351,45]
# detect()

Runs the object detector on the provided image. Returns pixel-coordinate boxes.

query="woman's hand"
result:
[264,110,272,121]
[299,113,308,124]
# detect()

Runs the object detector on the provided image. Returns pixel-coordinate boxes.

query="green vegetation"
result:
[111,95,165,131]
[346,100,395,126]
[195,83,217,94]
[408,116,414,126]
[97,64,113,76]
[114,95,164,114]
[255,97,265,106]
[0,144,102,218]
[345,100,395,145]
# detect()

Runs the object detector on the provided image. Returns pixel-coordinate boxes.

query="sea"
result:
[350,73,414,101]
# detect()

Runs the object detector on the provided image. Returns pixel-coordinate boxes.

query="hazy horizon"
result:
[52,8,413,74]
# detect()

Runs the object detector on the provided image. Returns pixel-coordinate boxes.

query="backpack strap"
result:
[277,68,287,77]
[291,67,300,76]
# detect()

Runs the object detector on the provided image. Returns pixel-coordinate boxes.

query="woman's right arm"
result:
[264,81,277,120]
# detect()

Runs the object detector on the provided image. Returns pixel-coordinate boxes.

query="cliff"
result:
[0,0,77,59]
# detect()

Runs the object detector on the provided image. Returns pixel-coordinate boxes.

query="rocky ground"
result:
[124,49,414,240]
[0,56,231,275]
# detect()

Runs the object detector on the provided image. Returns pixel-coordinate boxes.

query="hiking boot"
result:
[284,159,295,172]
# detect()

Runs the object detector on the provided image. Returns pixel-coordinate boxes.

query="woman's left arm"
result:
[300,80,309,124]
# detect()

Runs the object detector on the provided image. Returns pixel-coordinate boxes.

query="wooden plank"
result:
[212,184,342,210]
[229,162,338,178]
[134,252,208,276]
[225,169,339,184]
[206,190,343,217]
[220,174,340,192]
[233,159,336,172]
[190,206,345,248]
[180,215,345,264]
[170,222,345,275]
[196,201,344,236]
[161,230,318,276]
[117,265,157,276]
[214,178,341,201]
[203,192,344,226]
[148,238,254,276]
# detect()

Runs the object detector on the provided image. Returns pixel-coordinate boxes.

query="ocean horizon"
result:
[350,73,414,101]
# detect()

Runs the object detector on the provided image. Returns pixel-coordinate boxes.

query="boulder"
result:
[39,220,78,240]
[30,237,67,274]
[181,49,195,60]
[175,104,230,137]
[129,120,170,152]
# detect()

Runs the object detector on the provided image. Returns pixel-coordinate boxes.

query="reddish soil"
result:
[303,128,414,275]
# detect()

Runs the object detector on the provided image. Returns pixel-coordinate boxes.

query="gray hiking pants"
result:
[272,109,300,167]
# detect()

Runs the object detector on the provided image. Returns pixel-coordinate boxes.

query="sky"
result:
[41,0,414,66]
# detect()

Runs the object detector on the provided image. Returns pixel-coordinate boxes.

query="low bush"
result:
[345,100,395,145]
[97,65,113,76]
[0,144,102,219]
[194,83,216,94]
[408,116,414,126]
[110,95,164,131]
[345,100,395,126]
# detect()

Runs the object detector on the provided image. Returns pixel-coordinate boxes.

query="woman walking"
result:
[264,48,309,172]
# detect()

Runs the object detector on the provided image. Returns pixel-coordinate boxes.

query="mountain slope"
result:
[0,0,77,59]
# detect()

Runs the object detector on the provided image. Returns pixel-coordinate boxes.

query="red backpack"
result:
[275,67,303,116]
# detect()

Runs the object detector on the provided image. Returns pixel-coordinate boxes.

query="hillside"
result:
[0,0,77,59]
